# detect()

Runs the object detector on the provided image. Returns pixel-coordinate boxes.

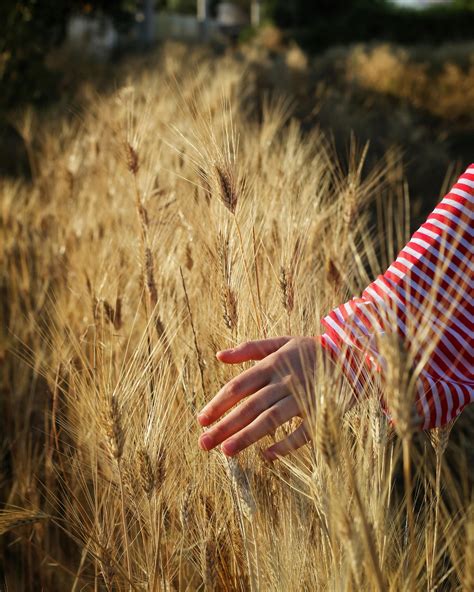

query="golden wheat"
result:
[0,41,472,591]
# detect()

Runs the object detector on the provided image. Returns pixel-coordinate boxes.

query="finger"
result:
[263,422,310,461]
[221,396,299,457]
[197,363,271,426]
[216,337,291,364]
[198,380,289,451]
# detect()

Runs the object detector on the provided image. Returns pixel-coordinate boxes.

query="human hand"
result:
[197,336,322,461]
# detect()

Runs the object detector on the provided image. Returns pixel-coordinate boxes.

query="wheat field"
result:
[1,41,473,591]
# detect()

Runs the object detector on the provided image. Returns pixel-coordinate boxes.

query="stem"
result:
[180,267,206,398]
[252,226,266,337]
[239,510,258,592]
[429,448,443,588]
[132,173,156,405]
[341,443,386,591]
[118,464,132,587]
[156,494,165,592]
[403,436,415,589]
[133,175,147,252]
[148,496,162,591]
[71,540,90,592]
[234,217,262,334]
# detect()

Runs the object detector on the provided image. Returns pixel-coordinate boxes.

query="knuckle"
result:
[203,403,215,419]
[240,432,251,447]
[225,380,239,398]
[233,434,248,451]
[209,424,223,441]
[243,397,260,417]
[263,407,283,428]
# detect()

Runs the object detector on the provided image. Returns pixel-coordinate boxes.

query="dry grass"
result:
[0,41,472,590]
[347,43,474,120]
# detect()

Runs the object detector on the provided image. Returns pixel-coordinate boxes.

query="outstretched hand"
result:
[197,336,322,461]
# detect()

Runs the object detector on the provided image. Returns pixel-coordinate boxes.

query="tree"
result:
[263,0,388,27]
[453,0,474,9]
[0,0,137,110]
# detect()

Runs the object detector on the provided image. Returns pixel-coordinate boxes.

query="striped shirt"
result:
[319,164,473,429]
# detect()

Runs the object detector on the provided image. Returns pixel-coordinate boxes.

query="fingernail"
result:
[264,450,277,461]
[199,435,212,451]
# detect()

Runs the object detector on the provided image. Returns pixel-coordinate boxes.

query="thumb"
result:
[217,337,291,364]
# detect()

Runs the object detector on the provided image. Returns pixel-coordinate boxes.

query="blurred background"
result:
[1,0,473,221]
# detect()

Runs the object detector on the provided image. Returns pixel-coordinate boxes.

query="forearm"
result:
[318,164,474,429]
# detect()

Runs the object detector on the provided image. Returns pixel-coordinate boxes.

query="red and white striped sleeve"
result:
[318,164,473,429]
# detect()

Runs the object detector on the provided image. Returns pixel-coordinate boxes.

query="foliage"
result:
[0,1,69,108]
[0,0,137,110]
[453,0,474,9]
[265,0,474,49]
[163,0,197,14]
[263,0,388,28]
